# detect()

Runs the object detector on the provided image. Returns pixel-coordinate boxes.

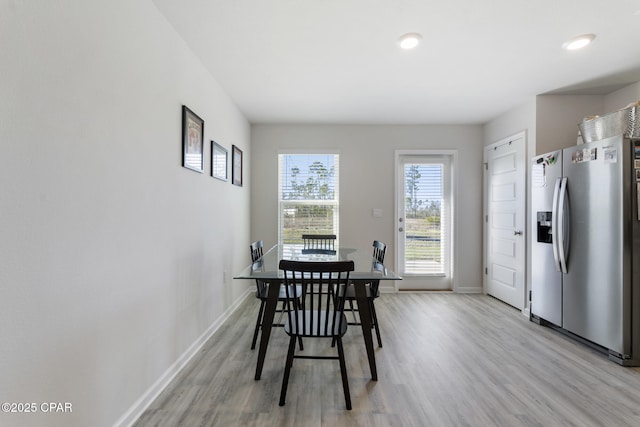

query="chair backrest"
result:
[372,240,386,264]
[279,259,354,337]
[370,241,387,295]
[250,240,264,262]
[250,240,267,294]
[301,234,337,254]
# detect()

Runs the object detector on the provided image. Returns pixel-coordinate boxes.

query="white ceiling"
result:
[152,0,640,124]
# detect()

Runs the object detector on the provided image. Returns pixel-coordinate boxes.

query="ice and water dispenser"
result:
[536,211,553,244]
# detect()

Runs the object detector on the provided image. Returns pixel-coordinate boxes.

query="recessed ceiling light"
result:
[562,34,596,50]
[399,33,422,50]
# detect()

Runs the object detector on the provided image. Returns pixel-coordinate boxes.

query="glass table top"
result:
[234,244,402,281]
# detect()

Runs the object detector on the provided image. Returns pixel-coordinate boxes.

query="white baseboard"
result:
[378,284,483,293]
[114,289,253,427]
[378,283,396,293]
[454,285,483,293]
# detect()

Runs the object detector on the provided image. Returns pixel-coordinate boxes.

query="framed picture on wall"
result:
[232,145,243,186]
[182,105,204,173]
[211,141,227,181]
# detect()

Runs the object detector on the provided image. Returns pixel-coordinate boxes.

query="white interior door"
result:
[396,152,453,291]
[483,133,526,310]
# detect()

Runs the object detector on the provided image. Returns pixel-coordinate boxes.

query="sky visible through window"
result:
[280,154,337,200]
[405,164,442,217]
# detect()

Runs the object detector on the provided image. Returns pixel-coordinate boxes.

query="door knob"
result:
[514,230,523,236]
[399,227,404,232]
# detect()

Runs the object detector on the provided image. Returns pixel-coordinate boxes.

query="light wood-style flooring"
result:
[134,293,640,426]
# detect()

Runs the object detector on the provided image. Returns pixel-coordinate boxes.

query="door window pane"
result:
[404,162,449,275]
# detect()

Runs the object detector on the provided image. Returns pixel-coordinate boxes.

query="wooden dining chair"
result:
[278,259,355,410]
[301,234,336,255]
[249,240,302,350]
[343,240,386,347]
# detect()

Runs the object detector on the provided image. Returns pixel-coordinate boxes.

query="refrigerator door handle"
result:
[551,177,562,272]
[557,177,569,274]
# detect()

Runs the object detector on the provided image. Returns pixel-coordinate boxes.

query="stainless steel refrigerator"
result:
[530,135,640,366]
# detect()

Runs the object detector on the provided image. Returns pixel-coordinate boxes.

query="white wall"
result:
[0,1,250,426]
[483,98,536,150]
[251,124,484,292]
[605,81,640,112]
[531,82,640,157]
[536,95,603,154]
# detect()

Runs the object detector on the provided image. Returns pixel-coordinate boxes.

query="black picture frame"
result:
[182,105,204,173]
[211,141,228,181]
[232,145,243,187]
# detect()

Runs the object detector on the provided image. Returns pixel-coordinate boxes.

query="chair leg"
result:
[291,297,303,351]
[332,299,353,348]
[276,300,287,325]
[335,337,352,410]
[370,300,382,348]
[348,299,358,323]
[279,335,297,407]
[251,300,266,350]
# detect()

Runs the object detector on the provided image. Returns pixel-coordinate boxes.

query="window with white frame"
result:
[278,153,339,247]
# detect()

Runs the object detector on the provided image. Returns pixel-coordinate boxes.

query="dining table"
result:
[234,244,402,381]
